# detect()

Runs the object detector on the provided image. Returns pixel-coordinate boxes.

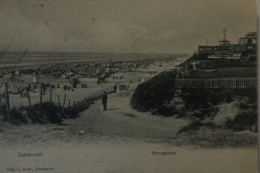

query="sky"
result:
[0,0,257,54]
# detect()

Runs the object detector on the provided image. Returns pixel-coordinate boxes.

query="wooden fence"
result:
[175,78,257,89]
[62,85,129,114]
[0,82,129,117]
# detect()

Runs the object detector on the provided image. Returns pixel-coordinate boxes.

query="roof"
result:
[244,32,257,39]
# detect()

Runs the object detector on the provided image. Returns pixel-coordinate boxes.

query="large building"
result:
[197,32,257,61]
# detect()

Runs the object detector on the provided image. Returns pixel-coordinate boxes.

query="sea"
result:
[0,51,188,69]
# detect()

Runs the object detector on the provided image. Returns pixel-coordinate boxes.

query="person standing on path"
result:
[116,83,120,93]
[102,92,108,111]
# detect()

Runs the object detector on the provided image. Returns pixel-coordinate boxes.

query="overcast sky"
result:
[0,0,257,54]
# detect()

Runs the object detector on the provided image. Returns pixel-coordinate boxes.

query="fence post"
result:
[62,94,66,112]
[58,95,61,114]
[74,101,76,112]
[88,96,91,105]
[40,83,42,106]
[4,82,10,117]
[77,101,80,112]
[26,87,32,109]
[49,86,52,103]
[81,100,84,110]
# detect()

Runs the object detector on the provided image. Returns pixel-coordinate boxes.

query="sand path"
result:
[0,88,189,147]
[66,89,189,141]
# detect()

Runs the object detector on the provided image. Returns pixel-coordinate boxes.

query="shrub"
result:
[0,103,8,119]
[225,112,257,132]
[63,108,79,119]
[29,102,62,124]
[239,103,250,110]
[132,71,256,124]
[131,71,177,113]
[163,95,185,116]
[1,101,81,125]
[9,107,28,125]
[131,72,235,118]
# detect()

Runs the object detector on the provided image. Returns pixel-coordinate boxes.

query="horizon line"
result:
[0,50,191,55]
